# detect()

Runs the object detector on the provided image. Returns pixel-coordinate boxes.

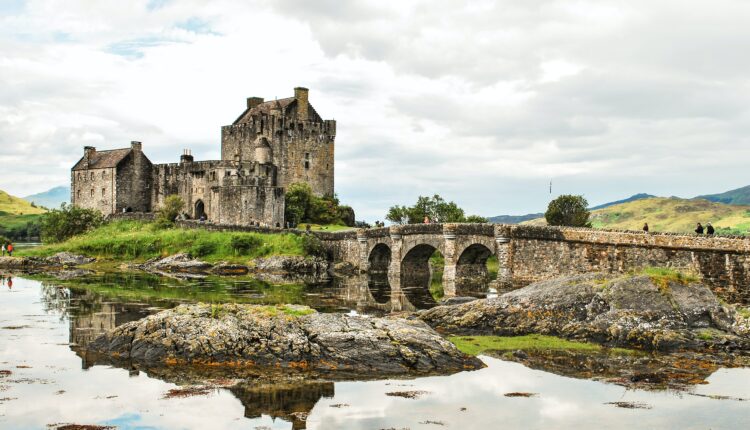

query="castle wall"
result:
[71,167,117,215]
[115,151,152,213]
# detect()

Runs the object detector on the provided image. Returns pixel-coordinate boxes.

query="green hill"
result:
[523,197,750,235]
[695,185,750,206]
[0,190,46,240]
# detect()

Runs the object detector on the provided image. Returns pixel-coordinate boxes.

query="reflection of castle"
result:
[68,290,152,350]
[71,87,336,227]
[230,381,334,430]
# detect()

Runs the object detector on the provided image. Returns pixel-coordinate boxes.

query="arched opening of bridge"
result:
[194,200,205,220]
[400,244,441,309]
[456,244,497,297]
[367,244,391,304]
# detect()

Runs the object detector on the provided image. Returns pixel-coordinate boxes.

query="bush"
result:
[230,235,262,255]
[156,195,185,227]
[545,195,592,227]
[40,204,105,243]
[190,239,217,257]
[284,183,355,227]
[301,234,326,258]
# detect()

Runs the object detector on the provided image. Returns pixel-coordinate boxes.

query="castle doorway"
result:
[195,200,205,220]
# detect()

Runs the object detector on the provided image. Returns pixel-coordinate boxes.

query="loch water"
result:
[1,273,749,430]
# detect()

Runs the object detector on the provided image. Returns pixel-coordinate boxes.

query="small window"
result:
[77,190,81,199]
[90,189,94,197]
[101,188,106,197]
[305,152,310,160]
[77,173,81,181]
[304,161,310,170]
[102,171,106,179]
[90,172,94,180]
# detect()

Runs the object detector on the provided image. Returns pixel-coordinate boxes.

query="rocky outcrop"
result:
[420,273,750,351]
[137,253,214,279]
[88,303,482,375]
[250,256,330,283]
[0,252,95,272]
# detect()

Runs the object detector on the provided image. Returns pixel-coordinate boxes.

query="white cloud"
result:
[1,0,749,220]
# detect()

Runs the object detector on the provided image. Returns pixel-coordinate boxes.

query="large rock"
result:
[88,303,482,375]
[420,273,750,351]
[250,256,330,283]
[138,253,214,278]
[0,252,93,272]
[45,252,95,266]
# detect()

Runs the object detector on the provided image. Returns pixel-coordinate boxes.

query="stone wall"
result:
[115,150,152,213]
[71,167,117,215]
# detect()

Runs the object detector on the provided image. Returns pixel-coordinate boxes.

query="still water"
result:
[1,273,749,429]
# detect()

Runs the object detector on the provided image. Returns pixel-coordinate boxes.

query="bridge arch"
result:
[454,243,495,295]
[367,243,391,304]
[400,243,441,308]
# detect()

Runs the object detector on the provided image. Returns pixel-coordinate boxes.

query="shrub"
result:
[190,239,217,257]
[156,195,185,227]
[230,235,262,255]
[301,234,326,258]
[40,204,105,243]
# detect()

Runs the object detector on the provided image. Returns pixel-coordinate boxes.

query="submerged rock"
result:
[88,303,482,375]
[138,253,214,279]
[420,273,750,351]
[210,262,250,276]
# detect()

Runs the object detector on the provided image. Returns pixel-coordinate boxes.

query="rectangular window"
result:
[305,152,310,159]
[102,188,106,197]
[77,190,81,199]
[304,161,310,169]
[90,172,94,180]
[90,189,94,197]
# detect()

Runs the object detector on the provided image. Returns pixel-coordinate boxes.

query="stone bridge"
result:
[318,223,750,304]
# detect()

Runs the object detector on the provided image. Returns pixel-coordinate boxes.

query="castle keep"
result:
[71,87,335,227]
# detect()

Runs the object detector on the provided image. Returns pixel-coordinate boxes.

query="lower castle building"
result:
[71,87,335,227]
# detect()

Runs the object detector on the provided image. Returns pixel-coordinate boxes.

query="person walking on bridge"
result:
[695,223,704,235]
[706,222,715,236]
[643,223,649,233]
[6,243,13,257]
[1,244,5,256]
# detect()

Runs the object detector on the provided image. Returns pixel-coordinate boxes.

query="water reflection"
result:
[2,276,750,429]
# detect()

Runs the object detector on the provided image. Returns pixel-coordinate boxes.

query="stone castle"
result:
[71,87,335,226]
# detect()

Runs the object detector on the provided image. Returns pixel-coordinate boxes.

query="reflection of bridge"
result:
[319,223,750,303]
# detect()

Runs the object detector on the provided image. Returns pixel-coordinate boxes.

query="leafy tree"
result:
[284,183,355,227]
[386,194,485,224]
[464,215,489,223]
[545,194,591,227]
[40,203,104,243]
[156,195,185,228]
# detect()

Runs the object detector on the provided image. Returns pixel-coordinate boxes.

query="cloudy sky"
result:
[2,0,749,221]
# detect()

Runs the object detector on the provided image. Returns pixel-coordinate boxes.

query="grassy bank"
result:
[20,220,309,263]
[449,334,633,356]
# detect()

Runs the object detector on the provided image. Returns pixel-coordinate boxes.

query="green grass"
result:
[20,220,307,263]
[640,266,699,286]
[0,190,47,216]
[449,334,634,356]
[523,197,750,235]
[298,223,354,232]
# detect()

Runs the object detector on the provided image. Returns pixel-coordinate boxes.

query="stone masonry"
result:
[71,87,334,227]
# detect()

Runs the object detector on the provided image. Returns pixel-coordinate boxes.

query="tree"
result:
[285,183,313,227]
[464,215,489,223]
[284,183,355,227]
[156,195,185,227]
[545,194,591,227]
[386,194,486,224]
[40,203,105,243]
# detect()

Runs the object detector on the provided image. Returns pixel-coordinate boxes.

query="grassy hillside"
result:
[20,220,310,263]
[696,185,750,206]
[524,197,750,235]
[0,190,46,216]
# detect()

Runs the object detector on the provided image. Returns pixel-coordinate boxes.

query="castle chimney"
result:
[294,87,309,120]
[84,146,96,160]
[180,149,194,164]
[247,97,264,110]
[131,141,142,152]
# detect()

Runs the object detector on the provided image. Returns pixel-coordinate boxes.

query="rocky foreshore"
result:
[420,273,750,352]
[0,252,95,273]
[88,303,483,375]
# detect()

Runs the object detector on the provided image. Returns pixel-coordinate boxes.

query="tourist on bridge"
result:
[706,222,715,236]
[423,216,431,224]
[695,223,704,235]
[1,244,5,256]
[643,223,649,233]
[6,243,13,257]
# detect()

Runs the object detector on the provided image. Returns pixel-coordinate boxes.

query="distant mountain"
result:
[487,213,543,224]
[23,186,69,209]
[695,185,750,206]
[589,193,656,210]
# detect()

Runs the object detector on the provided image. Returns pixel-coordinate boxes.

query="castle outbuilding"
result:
[71,87,336,227]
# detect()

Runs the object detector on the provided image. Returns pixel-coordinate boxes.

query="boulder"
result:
[210,262,250,276]
[138,253,214,278]
[251,256,330,276]
[420,273,749,351]
[88,303,482,375]
[45,252,95,266]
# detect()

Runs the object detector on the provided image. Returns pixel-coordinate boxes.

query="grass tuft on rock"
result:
[448,334,634,356]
